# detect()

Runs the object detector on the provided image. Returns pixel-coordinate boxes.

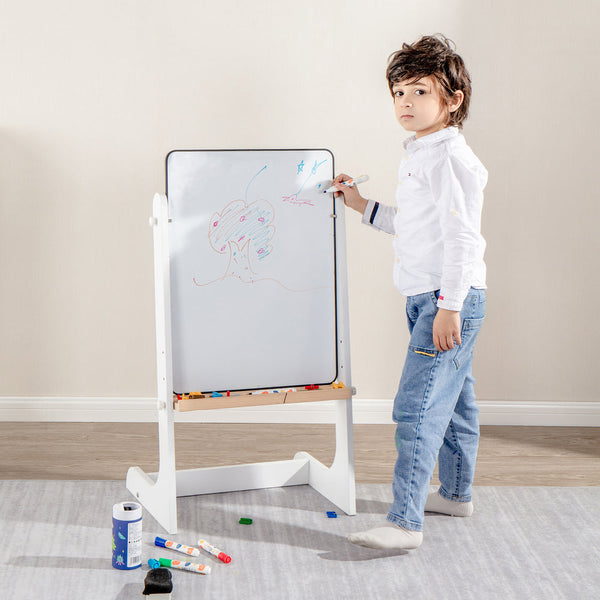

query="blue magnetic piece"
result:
[212,391,223,397]
[326,511,337,518]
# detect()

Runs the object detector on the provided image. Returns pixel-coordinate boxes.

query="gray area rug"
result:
[0,481,598,599]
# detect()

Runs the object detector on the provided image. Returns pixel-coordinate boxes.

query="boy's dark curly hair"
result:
[386,34,471,129]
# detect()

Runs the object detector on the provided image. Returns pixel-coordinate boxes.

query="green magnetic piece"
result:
[239,518,253,525]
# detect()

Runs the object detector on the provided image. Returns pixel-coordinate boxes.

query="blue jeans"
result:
[387,287,486,531]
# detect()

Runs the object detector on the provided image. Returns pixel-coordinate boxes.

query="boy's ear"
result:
[449,90,464,113]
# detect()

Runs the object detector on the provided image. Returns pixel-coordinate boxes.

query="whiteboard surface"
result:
[166,150,337,393]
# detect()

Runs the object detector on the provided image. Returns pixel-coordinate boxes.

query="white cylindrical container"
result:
[112,501,142,570]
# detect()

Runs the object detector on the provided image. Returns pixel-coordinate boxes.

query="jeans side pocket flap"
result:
[462,317,485,332]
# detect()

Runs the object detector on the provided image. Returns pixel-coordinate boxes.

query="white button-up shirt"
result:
[361,127,487,311]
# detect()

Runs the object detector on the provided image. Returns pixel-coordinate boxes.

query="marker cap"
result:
[154,536,167,548]
[218,552,232,563]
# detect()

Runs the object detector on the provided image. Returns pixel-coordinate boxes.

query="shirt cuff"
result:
[361,200,380,226]
[436,291,466,312]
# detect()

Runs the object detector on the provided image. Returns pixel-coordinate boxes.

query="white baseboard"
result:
[0,397,599,426]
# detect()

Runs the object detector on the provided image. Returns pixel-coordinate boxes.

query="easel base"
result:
[127,451,356,534]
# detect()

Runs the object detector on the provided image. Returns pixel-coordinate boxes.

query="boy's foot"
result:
[347,524,423,550]
[425,489,473,517]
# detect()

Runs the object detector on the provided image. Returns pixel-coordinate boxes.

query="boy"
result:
[334,34,487,550]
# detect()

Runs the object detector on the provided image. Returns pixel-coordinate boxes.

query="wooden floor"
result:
[1,423,598,485]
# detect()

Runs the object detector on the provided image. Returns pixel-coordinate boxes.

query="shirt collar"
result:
[403,126,459,153]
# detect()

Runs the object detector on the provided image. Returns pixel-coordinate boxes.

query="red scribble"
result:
[282,194,314,207]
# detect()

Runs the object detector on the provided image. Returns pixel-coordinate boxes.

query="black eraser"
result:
[143,567,173,595]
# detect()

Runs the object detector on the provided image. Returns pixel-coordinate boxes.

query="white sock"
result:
[347,524,423,550]
[425,489,473,517]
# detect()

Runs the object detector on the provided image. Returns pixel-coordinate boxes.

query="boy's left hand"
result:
[433,309,461,352]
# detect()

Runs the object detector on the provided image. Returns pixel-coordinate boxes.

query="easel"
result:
[126,193,356,534]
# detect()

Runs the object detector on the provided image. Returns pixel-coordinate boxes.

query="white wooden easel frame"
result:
[126,192,356,534]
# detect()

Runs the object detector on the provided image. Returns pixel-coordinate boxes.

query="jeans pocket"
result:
[453,317,484,369]
[409,344,437,358]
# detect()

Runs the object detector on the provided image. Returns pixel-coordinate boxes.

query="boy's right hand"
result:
[333,173,369,215]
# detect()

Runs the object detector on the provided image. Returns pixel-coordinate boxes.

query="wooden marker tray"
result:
[173,384,353,412]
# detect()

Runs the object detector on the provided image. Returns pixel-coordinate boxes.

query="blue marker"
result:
[324,174,369,194]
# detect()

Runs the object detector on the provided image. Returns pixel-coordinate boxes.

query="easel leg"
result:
[126,402,178,533]
[295,398,356,515]
[126,193,178,534]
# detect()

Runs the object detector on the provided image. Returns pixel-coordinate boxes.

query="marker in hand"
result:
[324,174,369,194]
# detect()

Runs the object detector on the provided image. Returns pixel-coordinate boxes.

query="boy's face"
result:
[392,75,463,138]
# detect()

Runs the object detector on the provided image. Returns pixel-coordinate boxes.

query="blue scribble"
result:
[297,160,305,174]
[245,165,268,203]
[296,159,328,196]
[311,159,327,175]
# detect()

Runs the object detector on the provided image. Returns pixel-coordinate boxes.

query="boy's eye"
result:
[394,89,426,97]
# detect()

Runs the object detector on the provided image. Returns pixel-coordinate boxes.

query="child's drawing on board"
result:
[200,198,275,285]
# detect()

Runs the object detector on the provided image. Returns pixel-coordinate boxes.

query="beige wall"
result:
[1,0,598,403]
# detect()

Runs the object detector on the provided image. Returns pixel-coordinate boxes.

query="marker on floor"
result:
[197,538,232,563]
[158,558,211,575]
[154,537,200,557]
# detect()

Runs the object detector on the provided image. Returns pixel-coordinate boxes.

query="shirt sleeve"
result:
[361,199,396,235]
[429,152,487,311]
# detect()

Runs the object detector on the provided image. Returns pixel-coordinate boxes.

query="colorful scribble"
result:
[193,162,329,292]
[193,197,308,290]
[282,158,328,207]
[205,198,275,282]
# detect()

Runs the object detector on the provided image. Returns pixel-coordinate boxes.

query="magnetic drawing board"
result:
[166,149,338,393]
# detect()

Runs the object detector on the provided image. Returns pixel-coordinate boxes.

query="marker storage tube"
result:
[112,502,142,570]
